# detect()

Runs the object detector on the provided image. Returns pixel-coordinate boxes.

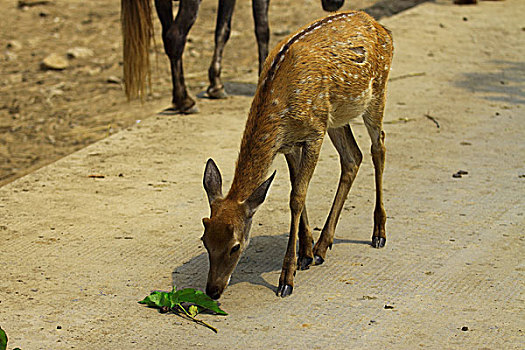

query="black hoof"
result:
[158,105,199,115]
[297,256,313,270]
[276,284,293,297]
[314,255,325,265]
[206,87,228,99]
[371,237,386,248]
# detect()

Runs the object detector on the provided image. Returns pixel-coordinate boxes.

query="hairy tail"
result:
[121,0,154,100]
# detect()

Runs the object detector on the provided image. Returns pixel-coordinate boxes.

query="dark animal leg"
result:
[155,0,201,114]
[322,0,345,12]
[277,139,323,298]
[313,125,362,265]
[285,147,314,271]
[207,0,236,99]
[252,0,270,75]
[362,98,387,248]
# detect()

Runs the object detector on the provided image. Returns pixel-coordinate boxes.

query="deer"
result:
[201,10,393,299]
[121,0,346,114]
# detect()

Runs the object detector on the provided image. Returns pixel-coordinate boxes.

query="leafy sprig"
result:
[139,287,227,333]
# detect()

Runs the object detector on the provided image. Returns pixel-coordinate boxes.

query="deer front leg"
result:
[313,125,362,264]
[278,139,323,297]
[155,0,200,114]
[285,148,314,271]
[207,0,236,99]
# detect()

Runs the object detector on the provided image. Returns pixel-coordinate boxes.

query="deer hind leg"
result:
[313,125,362,265]
[285,147,314,271]
[207,0,236,99]
[363,99,387,248]
[155,0,200,114]
[277,138,324,297]
[252,0,270,75]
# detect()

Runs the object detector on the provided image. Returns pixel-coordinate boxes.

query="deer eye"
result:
[230,244,240,255]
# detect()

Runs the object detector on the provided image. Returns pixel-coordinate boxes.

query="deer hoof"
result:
[297,256,313,270]
[371,237,386,248]
[206,86,228,99]
[314,255,325,265]
[277,284,293,297]
[158,105,199,115]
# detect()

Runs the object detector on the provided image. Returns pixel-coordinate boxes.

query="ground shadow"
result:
[223,82,257,97]
[171,233,371,294]
[197,82,257,99]
[453,60,525,105]
[364,0,434,20]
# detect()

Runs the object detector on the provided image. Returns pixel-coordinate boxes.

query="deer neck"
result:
[227,105,280,201]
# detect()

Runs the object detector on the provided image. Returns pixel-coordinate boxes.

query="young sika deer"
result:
[202,11,393,299]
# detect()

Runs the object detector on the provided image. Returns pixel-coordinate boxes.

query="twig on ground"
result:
[424,113,440,128]
[176,304,218,333]
[18,0,52,8]
[389,72,426,81]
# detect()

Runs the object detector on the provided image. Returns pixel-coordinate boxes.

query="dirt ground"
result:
[1,0,524,349]
[0,0,400,187]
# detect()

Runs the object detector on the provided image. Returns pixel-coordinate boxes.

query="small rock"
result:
[4,51,18,62]
[42,53,68,70]
[6,73,23,84]
[7,40,23,51]
[461,326,469,331]
[273,28,291,36]
[67,47,94,59]
[453,170,469,178]
[188,48,200,58]
[106,75,122,84]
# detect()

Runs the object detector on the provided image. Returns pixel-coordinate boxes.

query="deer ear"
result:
[203,159,223,205]
[244,171,276,216]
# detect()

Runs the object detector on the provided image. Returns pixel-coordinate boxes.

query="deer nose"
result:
[206,285,221,300]
[322,0,344,12]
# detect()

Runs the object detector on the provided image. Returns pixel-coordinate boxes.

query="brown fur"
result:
[121,0,154,101]
[203,11,393,299]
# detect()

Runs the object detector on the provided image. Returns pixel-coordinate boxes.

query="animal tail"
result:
[121,0,154,100]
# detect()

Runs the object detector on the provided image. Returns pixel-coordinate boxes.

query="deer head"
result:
[201,159,275,299]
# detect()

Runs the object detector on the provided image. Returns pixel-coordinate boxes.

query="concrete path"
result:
[1,1,523,349]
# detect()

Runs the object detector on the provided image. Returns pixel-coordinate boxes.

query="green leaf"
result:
[138,290,173,309]
[139,287,227,315]
[172,288,228,315]
[0,327,7,350]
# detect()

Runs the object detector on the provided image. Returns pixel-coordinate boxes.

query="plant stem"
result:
[176,303,218,333]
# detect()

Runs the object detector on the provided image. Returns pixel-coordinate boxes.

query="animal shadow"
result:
[453,60,525,104]
[197,81,257,99]
[171,233,370,294]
